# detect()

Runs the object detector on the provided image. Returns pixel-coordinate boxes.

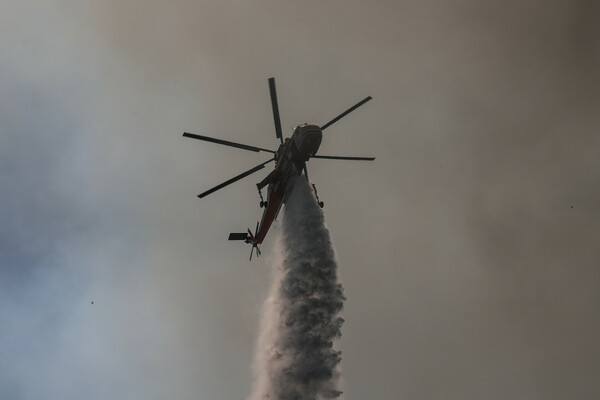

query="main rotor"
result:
[182,77,374,199]
[268,78,284,144]
[266,77,372,143]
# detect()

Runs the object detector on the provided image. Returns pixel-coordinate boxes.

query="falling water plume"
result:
[249,177,346,400]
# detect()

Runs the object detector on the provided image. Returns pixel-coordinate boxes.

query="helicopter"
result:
[183,77,374,259]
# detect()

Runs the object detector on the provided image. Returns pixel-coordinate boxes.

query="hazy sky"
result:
[1,1,598,399]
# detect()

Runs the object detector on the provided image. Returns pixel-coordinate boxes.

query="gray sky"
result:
[1,1,598,399]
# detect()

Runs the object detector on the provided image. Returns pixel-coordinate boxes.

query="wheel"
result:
[259,201,264,208]
[319,201,324,208]
[263,201,268,208]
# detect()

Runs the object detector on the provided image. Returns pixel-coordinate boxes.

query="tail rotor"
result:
[248,221,261,260]
[230,222,261,260]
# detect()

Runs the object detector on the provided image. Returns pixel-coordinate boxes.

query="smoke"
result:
[249,177,346,400]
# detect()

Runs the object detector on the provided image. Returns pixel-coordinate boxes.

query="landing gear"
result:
[312,184,324,208]
[258,189,268,208]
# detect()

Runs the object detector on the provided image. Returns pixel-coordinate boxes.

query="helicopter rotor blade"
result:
[268,78,284,143]
[320,96,372,131]
[183,132,275,154]
[198,158,275,198]
[312,155,375,161]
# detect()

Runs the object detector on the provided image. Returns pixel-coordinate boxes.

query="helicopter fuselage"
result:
[276,124,323,164]
[253,124,323,244]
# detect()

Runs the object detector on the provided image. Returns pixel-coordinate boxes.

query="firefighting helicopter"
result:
[183,77,374,259]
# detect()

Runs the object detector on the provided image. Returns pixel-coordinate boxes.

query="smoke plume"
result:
[249,177,346,400]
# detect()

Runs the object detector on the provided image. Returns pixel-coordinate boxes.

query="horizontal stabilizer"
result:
[228,232,249,241]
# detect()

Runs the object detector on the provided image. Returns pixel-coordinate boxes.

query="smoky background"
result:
[1,1,598,399]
